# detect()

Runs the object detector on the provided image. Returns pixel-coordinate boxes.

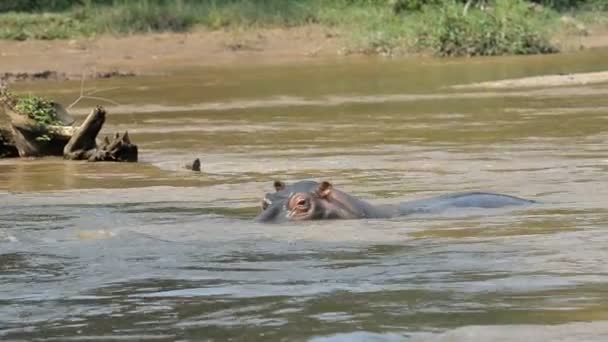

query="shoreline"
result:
[1,25,608,86]
[0,26,344,83]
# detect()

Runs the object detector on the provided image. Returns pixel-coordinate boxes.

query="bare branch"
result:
[86,87,121,96]
[67,72,121,110]
[79,96,121,106]
[79,71,85,97]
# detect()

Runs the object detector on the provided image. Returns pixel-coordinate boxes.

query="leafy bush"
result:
[411,0,558,56]
[3,92,61,142]
[12,94,61,126]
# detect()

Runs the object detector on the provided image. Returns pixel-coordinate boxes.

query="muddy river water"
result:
[1,49,608,341]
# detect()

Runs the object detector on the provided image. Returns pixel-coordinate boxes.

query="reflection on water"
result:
[2,49,608,341]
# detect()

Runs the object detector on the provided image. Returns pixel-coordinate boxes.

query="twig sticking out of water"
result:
[67,72,121,110]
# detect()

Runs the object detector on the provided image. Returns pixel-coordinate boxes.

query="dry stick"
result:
[86,87,121,96]
[67,71,122,110]
[77,96,121,106]
[65,70,138,126]
[66,71,86,110]
[66,69,139,130]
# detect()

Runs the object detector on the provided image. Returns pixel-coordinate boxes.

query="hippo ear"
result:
[316,181,333,198]
[273,180,286,192]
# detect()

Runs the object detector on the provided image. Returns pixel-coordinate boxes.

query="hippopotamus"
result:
[255,180,536,223]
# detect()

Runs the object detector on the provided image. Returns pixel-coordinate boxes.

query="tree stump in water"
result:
[1,90,138,162]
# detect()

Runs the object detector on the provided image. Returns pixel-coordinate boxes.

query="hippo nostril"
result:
[297,199,307,206]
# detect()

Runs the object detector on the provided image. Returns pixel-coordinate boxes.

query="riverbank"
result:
[1,21,608,85]
[0,26,345,83]
[2,0,608,67]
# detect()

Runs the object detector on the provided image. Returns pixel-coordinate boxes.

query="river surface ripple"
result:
[2,50,608,341]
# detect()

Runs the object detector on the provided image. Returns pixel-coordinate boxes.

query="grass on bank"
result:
[0,0,606,57]
[0,12,93,40]
[0,0,320,38]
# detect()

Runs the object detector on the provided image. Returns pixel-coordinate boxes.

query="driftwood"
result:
[0,127,18,158]
[63,106,106,160]
[60,106,137,162]
[0,98,137,162]
[3,102,76,157]
[87,131,138,162]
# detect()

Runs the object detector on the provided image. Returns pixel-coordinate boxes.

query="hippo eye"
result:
[288,195,310,211]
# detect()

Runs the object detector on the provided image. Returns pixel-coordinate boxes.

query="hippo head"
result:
[255,180,375,223]
[260,180,319,211]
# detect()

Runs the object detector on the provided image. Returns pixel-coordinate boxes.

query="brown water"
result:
[1,49,608,341]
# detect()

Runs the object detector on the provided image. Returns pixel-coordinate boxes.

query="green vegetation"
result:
[13,95,60,127]
[0,12,92,40]
[0,89,61,142]
[2,89,60,125]
[0,0,607,57]
[411,0,559,56]
[0,0,321,36]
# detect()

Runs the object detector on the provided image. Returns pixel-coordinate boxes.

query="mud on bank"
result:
[1,22,608,85]
[0,27,341,83]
